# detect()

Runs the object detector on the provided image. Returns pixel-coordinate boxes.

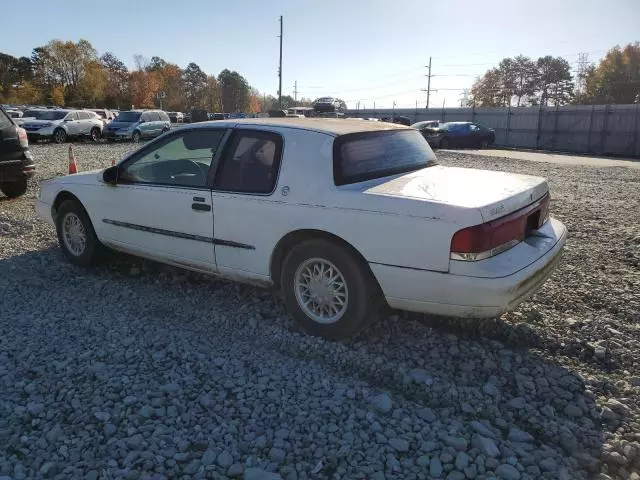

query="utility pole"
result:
[293,80,298,104]
[420,57,432,109]
[278,15,283,108]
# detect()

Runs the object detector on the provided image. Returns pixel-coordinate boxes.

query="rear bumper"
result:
[371,218,567,318]
[103,130,132,140]
[0,151,36,183]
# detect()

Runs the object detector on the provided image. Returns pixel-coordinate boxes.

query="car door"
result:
[138,112,151,137]
[64,111,81,135]
[209,128,284,280]
[77,111,93,134]
[96,127,228,271]
[468,123,483,146]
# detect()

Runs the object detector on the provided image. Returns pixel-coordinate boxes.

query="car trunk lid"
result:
[366,165,549,222]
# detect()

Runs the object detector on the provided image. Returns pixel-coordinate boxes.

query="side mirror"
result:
[102,165,118,185]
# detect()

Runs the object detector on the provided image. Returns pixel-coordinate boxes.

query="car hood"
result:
[108,121,135,129]
[53,170,105,185]
[364,165,548,222]
[23,119,62,127]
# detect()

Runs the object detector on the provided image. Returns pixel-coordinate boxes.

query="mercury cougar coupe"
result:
[36,118,566,339]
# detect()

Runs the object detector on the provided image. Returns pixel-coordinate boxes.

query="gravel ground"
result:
[0,140,639,480]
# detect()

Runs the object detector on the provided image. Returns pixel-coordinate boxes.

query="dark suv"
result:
[0,107,35,198]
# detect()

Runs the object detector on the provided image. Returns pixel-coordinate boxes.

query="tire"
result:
[53,128,67,144]
[55,199,103,267]
[439,137,450,149]
[281,238,382,339]
[479,138,489,148]
[90,127,101,142]
[0,177,28,198]
[132,130,141,143]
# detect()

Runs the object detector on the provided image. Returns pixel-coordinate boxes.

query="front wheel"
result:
[132,130,141,143]
[0,177,28,198]
[281,239,382,339]
[53,128,67,144]
[90,127,101,142]
[439,137,450,149]
[55,200,103,267]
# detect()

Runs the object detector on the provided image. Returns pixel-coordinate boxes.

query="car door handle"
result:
[191,203,211,212]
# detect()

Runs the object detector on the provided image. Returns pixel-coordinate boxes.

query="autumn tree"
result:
[470,68,504,106]
[76,60,107,107]
[580,43,640,104]
[203,75,222,112]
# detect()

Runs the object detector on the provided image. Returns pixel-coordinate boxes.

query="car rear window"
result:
[0,108,12,128]
[333,129,437,186]
[116,111,141,122]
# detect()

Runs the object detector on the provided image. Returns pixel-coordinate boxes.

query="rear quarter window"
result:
[333,129,436,186]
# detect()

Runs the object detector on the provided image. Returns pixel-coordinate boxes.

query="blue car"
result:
[422,122,495,149]
[102,110,171,142]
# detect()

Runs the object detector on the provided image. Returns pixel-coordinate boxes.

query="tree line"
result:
[469,42,640,107]
[0,39,314,112]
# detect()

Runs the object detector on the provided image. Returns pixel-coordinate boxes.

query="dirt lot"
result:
[0,141,639,480]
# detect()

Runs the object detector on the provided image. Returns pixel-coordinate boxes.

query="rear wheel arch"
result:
[269,229,375,289]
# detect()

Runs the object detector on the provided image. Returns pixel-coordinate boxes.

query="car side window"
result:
[65,112,78,121]
[213,130,283,194]
[0,109,12,128]
[469,124,480,131]
[119,129,226,188]
[159,112,169,122]
[140,112,149,122]
[78,111,91,120]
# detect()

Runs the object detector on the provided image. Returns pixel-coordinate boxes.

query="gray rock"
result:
[86,471,99,480]
[388,437,410,453]
[217,450,233,468]
[495,463,521,480]
[201,449,216,466]
[370,393,393,413]
[472,435,500,457]
[417,455,430,467]
[506,397,526,409]
[539,457,557,472]
[269,447,286,463]
[228,463,244,477]
[38,462,59,478]
[46,424,63,444]
[421,440,438,452]
[104,423,116,437]
[507,427,533,443]
[417,407,437,422]
[445,436,468,451]
[470,421,498,440]
[455,452,469,470]
[408,368,433,384]
[183,460,200,475]
[123,395,137,405]
[483,382,499,397]
[563,403,582,418]
[464,465,478,479]
[199,393,214,408]
[244,468,283,480]
[446,472,466,480]
[430,458,443,478]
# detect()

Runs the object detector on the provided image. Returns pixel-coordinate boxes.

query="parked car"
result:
[190,109,209,123]
[14,108,46,127]
[88,109,116,125]
[5,109,23,119]
[425,122,495,149]
[36,118,566,339]
[0,107,35,198]
[392,116,411,126]
[183,112,192,123]
[313,97,346,114]
[167,112,184,123]
[102,110,171,142]
[411,120,441,130]
[21,109,103,143]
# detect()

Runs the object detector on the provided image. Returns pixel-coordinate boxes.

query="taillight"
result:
[451,193,550,261]
[18,127,28,148]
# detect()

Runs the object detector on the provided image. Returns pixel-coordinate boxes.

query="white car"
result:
[36,118,567,338]
[22,109,103,143]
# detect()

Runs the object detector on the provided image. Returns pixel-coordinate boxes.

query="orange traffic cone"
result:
[68,145,78,174]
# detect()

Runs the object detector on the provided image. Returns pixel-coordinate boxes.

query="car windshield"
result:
[411,121,438,129]
[23,110,45,119]
[115,111,141,122]
[34,111,67,121]
[316,97,334,102]
[334,129,437,185]
[439,122,468,131]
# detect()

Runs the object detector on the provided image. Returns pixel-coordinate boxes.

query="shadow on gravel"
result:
[0,247,612,478]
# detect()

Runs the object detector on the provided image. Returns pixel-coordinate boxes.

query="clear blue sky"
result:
[1,0,638,109]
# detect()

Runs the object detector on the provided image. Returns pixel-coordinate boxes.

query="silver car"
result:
[21,109,104,143]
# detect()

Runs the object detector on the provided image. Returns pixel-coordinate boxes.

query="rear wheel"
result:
[90,127,101,142]
[281,239,382,339]
[55,200,103,267]
[0,177,28,198]
[53,128,67,144]
[480,138,489,148]
[132,130,141,143]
